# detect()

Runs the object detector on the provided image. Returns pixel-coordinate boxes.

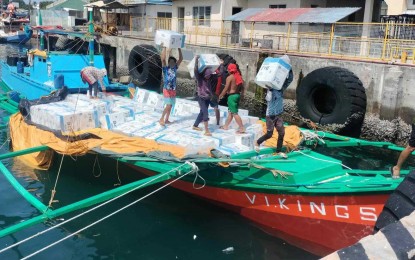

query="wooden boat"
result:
[0,89,408,257]
[0,10,407,259]
[0,12,126,100]
[0,24,32,44]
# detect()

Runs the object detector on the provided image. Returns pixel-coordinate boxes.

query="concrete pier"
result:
[322,211,415,260]
[99,35,415,124]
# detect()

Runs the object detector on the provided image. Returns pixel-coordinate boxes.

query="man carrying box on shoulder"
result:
[255,55,293,159]
[159,46,183,126]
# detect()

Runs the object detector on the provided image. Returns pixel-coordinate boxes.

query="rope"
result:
[47,89,83,208]
[0,162,192,255]
[294,150,352,170]
[115,159,121,186]
[20,162,198,260]
[92,154,102,178]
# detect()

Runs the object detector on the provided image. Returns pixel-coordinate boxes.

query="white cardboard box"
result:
[155,30,185,49]
[187,54,220,78]
[134,88,150,104]
[147,92,164,111]
[100,111,128,130]
[255,57,291,90]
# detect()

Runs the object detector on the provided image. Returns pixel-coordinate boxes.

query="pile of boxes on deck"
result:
[29,89,263,156]
[29,33,291,157]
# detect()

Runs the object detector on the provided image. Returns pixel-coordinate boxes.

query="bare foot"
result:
[204,132,212,136]
[391,166,401,179]
[219,126,229,130]
[159,119,165,126]
[192,126,202,131]
[165,120,173,125]
[236,128,246,134]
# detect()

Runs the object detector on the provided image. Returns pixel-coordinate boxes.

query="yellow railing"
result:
[128,17,415,63]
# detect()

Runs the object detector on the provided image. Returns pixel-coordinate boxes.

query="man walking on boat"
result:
[80,67,107,99]
[255,55,293,159]
[218,63,245,133]
[193,55,213,136]
[159,46,183,126]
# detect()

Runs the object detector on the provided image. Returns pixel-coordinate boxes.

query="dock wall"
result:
[99,35,415,123]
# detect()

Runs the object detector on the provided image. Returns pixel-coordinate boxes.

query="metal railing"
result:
[128,17,415,63]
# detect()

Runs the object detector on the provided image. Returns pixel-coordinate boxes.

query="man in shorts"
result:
[159,46,182,126]
[218,64,245,133]
[391,123,415,178]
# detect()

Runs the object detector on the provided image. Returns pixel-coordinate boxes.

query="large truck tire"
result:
[374,170,415,233]
[296,67,366,136]
[128,45,162,91]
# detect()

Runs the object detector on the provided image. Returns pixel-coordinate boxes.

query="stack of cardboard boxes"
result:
[29,88,263,156]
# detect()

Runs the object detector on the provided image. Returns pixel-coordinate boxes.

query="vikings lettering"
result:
[244,193,377,222]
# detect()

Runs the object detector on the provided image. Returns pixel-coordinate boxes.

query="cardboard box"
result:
[133,88,150,104]
[210,132,236,146]
[147,92,164,111]
[218,143,251,155]
[187,54,220,78]
[100,111,129,130]
[155,30,186,49]
[234,133,255,149]
[255,57,291,90]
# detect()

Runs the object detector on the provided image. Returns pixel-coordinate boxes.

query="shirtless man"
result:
[218,63,245,133]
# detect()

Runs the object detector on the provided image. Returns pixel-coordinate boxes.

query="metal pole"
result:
[381,22,389,60]
[250,22,254,48]
[39,9,44,51]
[328,23,335,55]
[285,22,292,52]
[89,9,94,66]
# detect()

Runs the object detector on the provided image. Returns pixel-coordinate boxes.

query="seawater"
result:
[0,44,316,259]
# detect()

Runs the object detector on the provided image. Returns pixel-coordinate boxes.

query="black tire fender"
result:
[296,67,367,125]
[374,171,415,232]
[128,45,162,91]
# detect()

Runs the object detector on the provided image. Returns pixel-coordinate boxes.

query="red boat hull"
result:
[134,166,389,256]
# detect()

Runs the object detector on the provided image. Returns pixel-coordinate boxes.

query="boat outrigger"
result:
[0,10,411,259]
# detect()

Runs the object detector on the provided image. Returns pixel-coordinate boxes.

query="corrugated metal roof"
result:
[226,8,361,24]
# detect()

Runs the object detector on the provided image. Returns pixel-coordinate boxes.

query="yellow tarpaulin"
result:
[10,113,186,169]
[9,114,303,170]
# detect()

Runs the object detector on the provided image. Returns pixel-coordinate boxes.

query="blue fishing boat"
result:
[0,24,32,44]
[0,12,127,101]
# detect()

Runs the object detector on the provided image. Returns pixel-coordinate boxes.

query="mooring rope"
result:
[0,162,195,255]
[20,162,198,260]
[293,150,352,170]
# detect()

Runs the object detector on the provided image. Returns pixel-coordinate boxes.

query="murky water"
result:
[0,44,317,259]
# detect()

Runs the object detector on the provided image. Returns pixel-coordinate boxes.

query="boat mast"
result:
[88,9,94,66]
[39,8,44,51]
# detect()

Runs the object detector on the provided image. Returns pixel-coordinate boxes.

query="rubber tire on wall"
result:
[374,171,415,233]
[296,66,367,126]
[128,45,162,91]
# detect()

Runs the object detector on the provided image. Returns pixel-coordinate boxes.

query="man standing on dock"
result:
[80,67,107,99]
[254,55,293,159]
[159,46,183,126]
